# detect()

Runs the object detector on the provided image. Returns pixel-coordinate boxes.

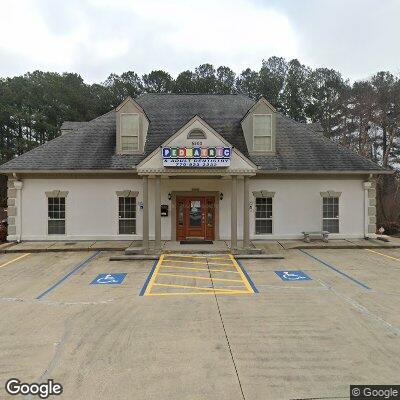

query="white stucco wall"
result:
[20,178,143,240]
[248,178,365,239]
[18,176,366,241]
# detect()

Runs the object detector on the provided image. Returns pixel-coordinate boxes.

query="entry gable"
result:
[137,115,256,175]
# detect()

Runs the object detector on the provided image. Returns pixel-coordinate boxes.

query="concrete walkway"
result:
[273,237,400,250]
[1,236,400,254]
[163,240,230,253]
[0,240,133,253]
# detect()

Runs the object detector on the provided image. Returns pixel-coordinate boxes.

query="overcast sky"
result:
[0,0,399,83]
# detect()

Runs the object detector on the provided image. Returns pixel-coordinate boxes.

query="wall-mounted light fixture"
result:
[168,192,172,201]
[219,193,224,200]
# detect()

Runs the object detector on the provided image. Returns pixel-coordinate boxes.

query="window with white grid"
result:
[48,197,66,235]
[253,114,272,151]
[322,197,339,233]
[255,197,273,234]
[121,113,139,152]
[118,197,136,234]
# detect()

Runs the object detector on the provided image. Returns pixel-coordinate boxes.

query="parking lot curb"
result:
[289,244,400,250]
[110,253,285,261]
[0,247,131,254]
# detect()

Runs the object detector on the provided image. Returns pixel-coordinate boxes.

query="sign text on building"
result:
[162,147,231,167]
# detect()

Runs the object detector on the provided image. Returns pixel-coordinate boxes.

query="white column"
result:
[243,176,250,249]
[142,176,149,252]
[154,175,161,251]
[363,181,372,237]
[231,175,238,250]
[14,180,23,242]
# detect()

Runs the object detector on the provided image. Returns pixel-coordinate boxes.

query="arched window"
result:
[187,129,206,139]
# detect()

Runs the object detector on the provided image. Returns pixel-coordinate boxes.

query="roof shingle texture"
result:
[0,93,383,172]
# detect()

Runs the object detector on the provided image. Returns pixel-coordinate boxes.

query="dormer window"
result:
[253,114,272,152]
[116,97,149,155]
[121,113,139,152]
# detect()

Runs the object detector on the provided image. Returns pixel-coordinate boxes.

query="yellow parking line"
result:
[0,253,30,269]
[161,265,239,274]
[163,259,233,267]
[229,254,254,293]
[157,272,243,283]
[366,249,400,262]
[147,290,250,296]
[208,261,236,267]
[144,253,255,297]
[144,254,165,296]
[153,283,248,293]
[162,259,207,265]
[164,254,231,261]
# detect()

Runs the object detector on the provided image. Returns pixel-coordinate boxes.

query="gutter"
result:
[0,168,137,175]
[0,168,392,176]
[256,169,393,175]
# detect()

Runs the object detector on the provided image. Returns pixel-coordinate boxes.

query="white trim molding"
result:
[252,190,275,198]
[320,190,342,198]
[45,190,69,198]
[116,190,139,197]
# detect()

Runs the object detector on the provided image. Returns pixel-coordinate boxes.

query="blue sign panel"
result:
[161,146,232,168]
[275,270,311,281]
[162,147,171,158]
[91,273,127,285]
[223,148,231,158]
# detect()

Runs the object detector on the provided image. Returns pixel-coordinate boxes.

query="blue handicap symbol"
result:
[275,270,311,281]
[91,273,127,285]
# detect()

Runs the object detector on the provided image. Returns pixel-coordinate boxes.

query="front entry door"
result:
[176,196,215,241]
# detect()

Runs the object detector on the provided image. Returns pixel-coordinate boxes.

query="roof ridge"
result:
[138,93,248,96]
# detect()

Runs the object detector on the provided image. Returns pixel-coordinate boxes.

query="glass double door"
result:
[176,196,215,241]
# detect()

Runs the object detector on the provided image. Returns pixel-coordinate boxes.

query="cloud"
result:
[0,0,398,82]
[0,0,298,81]
[263,0,400,81]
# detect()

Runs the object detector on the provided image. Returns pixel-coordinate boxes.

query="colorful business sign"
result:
[162,147,231,167]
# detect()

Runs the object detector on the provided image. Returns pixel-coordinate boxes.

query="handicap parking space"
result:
[43,251,153,303]
[0,250,155,303]
[234,255,324,291]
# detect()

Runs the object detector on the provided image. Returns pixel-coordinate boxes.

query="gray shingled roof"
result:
[0,93,384,172]
[60,121,86,132]
[307,122,324,134]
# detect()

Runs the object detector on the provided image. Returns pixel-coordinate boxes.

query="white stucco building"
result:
[0,94,388,250]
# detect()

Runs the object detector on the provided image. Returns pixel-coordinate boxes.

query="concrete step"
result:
[232,248,264,255]
[236,254,284,259]
[110,253,284,261]
[124,247,146,255]
[163,249,230,254]
[110,255,159,261]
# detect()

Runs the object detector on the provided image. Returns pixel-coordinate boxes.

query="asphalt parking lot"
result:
[1,248,400,399]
